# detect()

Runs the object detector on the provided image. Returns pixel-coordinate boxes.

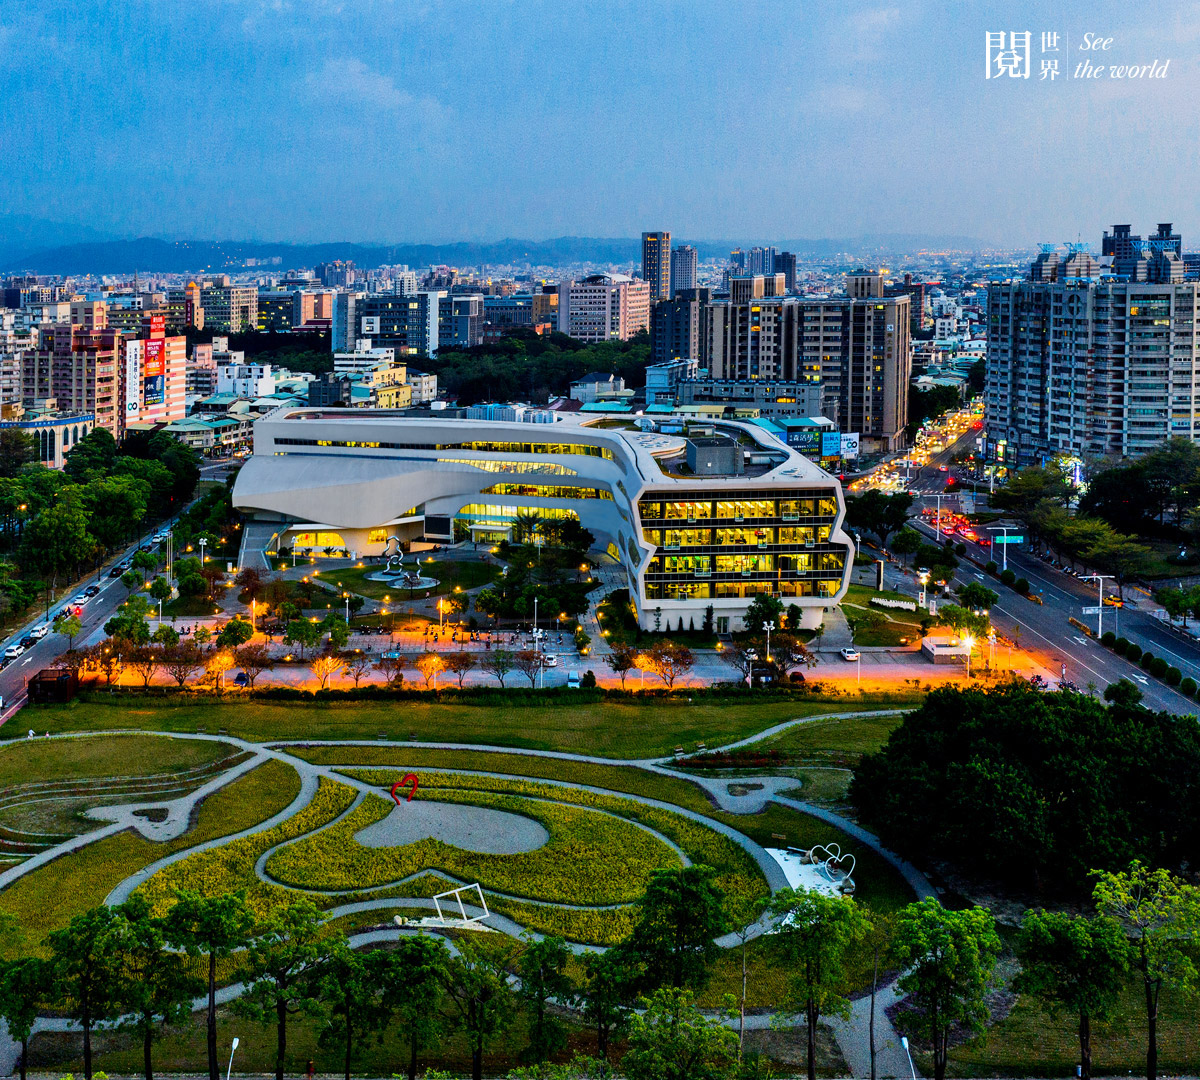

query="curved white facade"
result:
[232,408,855,631]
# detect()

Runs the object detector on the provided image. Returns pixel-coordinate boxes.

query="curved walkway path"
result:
[0,712,932,1077]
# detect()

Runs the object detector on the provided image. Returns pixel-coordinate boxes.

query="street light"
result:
[762,619,774,664]
[226,1037,240,1080]
[986,525,1014,573]
[1085,573,1114,637]
[962,633,976,678]
[900,1036,917,1080]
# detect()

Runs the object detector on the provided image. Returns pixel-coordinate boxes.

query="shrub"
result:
[1165,666,1183,686]
[1140,652,1155,670]
[1101,631,1116,647]
[581,670,597,688]
[1150,657,1169,679]
[955,543,966,556]
[1181,677,1197,697]
[1112,636,1130,655]
[985,560,998,575]
[1000,569,1016,586]
[1014,578,1030,595]
[1125,643,1142,663]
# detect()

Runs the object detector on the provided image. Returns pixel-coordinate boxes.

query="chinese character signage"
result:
[125,340,142,417]
[986,29,1168,82]
[821,431,842,457]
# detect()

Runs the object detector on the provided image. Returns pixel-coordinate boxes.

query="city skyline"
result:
[1,1,1197,247]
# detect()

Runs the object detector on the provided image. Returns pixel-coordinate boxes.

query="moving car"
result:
[84,585,101,597]
[3,644,24,660]
[839,647,860,662]
[108,565,125,577]
[71,594,89,606]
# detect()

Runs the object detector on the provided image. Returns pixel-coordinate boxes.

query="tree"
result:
[767,889,870,1080]
[341,650,373,688]
[0,429,36,479]
[110,895,199,1080]
[482,648,515,687]
[1093,862,1200,1080]
[127,644,163,688]
[378,935,451,1080]
[607,641,640,688]
[441,935,519,1080]
[721,643,757,685]
[630,865,728,991]
[321,615,351,652]
[47,905,122,1080]
[1104,678,1144,709]
[415,650,445,689]
[374,653,405,688]
[53,611,82,649]
[234,900,332,1080]
[934,603,989,639]
[152,625,180,648]
[1084,532,1153,598]
[443,650,477,688]
[205,649,235,690]
[579,948,638,1063]
[846,490,916,548]
[20,501,93,589]
[623,987,738,1080]
[166,890,254,1080]
[0,956,53,1080]
[216,616,254,649]
[957,582,999,611]
[643,642,694,689]
[891,899,1001,1080]
[309,651,343,689]
[1014,909,1130,1080]
[234,642,274,687]
[283,618,320,659]
[518,934,574,1064]
[64,427,117,479]
[316,942,382,1080]
[235,566,266,601]
[163,641,205,686]
[514,648,543,688]
[772,633,813,679]
[106,594,154,645]
[891,527,922,566]
[743,592,784,633]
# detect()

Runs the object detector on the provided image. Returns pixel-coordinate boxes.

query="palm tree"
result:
[513,510,543,547]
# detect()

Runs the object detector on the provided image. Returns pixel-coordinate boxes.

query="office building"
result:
[332,292,365,353]
[644,359,700,405]
[651,291,709,367]
[677,378,824,418]
[438,294,484,350]
[670,245,698,296]
[307,373,353,407]
[232,411,854,631]
[217,362,276,399]
[642,231,671,302]
[773,252,798,293]
[358,292,444,357]
[557,275,650,342]
[986,224,1200,465]
[200,284,258,333]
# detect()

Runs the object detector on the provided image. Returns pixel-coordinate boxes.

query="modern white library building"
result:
[232,408,855,631]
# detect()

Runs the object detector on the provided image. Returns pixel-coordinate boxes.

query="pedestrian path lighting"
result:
[962,633,976,677]
[763,619,774,663]
[226,1037,239,1080]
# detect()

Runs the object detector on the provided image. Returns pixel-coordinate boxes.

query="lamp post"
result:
[900,1036,918,1080]
[1085,573,1114,638]
[986,525,1013,573]
[226,1037,239,1080]
[762,620,774,665]
[198,537,208,567]
[918,571,930,608]
[963,633,976,678]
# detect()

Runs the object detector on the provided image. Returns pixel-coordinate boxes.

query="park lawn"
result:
[325,559,500,601]
[943,980,1200,1077]
[750,710,910,766]
[162,594,227,617]
[0,732,235,788]
[845,606,925,648]
[0,757,302,954]
[19,694,918,758]
[843,583,920,607]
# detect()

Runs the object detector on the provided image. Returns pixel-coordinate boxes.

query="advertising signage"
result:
[124,340,142,417]
[785,429,822,455]
[821,431,842,457]
[142,339,165,407]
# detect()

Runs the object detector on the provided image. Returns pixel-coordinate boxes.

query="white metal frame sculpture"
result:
[433,882,489,923]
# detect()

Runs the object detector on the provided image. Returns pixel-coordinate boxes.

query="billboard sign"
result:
[840,432,860,459]
[142,339,165,407]
[821,431,842,457]
[124,340,143,417]
[786,429,822,455]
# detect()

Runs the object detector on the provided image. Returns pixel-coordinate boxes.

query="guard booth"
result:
[28,668,78,704]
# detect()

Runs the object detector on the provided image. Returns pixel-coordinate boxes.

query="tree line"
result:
[4,859,1191,1080]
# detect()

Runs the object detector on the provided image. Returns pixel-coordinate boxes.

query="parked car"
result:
[541,654,559,668]
[29,625,48,640]
[566,670,581,689]
[839,647,860,662]
[3,644,24,660]
[19,636,34,649]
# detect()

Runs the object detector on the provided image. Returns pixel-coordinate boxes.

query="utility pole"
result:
[1086,574,1114,638]
[987,525,1014,573]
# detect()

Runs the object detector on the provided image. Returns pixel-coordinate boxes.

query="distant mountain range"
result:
[0,216,991,275]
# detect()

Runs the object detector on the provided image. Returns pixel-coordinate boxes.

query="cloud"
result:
[846,6,902,37]
[306,57,449,121]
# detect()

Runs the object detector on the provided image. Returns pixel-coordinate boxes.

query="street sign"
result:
[993,535,1024,544]
[1081,606,1102,615]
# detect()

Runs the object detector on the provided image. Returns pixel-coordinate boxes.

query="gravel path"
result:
[354,800,551,853]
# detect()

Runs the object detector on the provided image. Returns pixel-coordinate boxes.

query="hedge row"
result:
[1101,632,1191,696]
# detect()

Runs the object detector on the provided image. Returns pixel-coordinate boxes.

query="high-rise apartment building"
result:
[124,315,187,427]
[332,292,365,352]
[651,288,711,367]
[26,325,123,437]
[358,291,444,356]
[986,224,1200,465]
[670,245,698,296]
[558,275,650,342]
[438,294,484,350]
[773,252,798,293]
[642,232,671,302]
[706,272,910,451]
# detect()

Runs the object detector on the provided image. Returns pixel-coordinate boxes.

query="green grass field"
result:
[0,757,302,953]
[750,710,909,766]
[0,732,234,787]
[18,694,918,757]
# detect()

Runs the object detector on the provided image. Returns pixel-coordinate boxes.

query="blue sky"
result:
[1,0,1196,245]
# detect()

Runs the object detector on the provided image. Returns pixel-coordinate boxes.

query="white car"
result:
[29,625,48,640]
[72,594,89,606]
[541,654,559,668]
[151,533,167,544]
[4,644,24,660]
[840,647,861,662]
